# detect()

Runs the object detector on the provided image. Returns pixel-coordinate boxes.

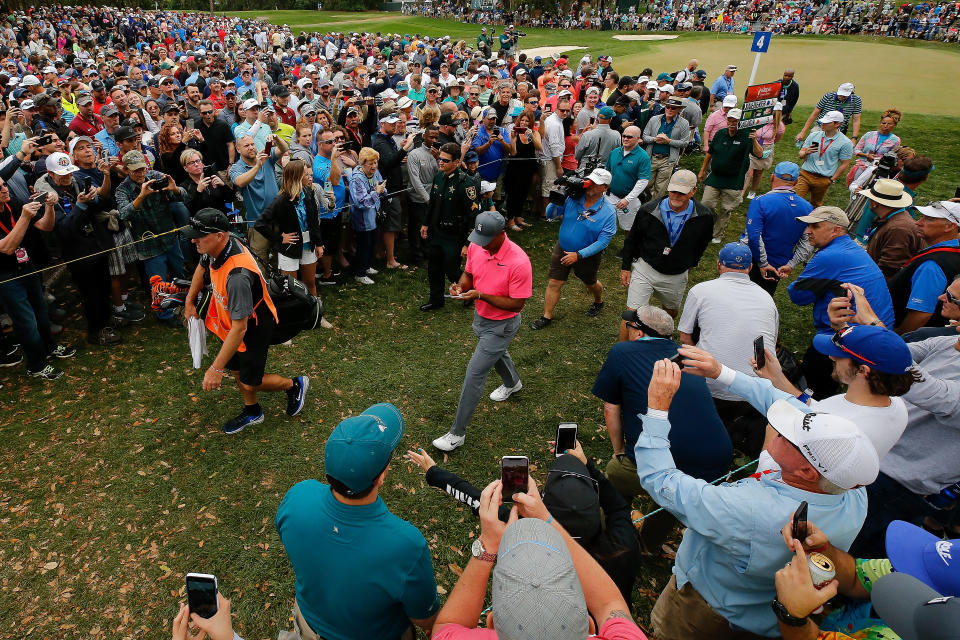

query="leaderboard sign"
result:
[739,80,782,130]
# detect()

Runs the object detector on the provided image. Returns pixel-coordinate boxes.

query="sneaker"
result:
[586,301,605,317]
[366,267,379,276]
[222,409,264,435]
[123,299,146,311]
[28,364,64,381]
[0,350,22,367]
[286,376,310,417]
[320,317,334,329]
[432,431,465,452]
[746,191,757,200]
[711,238,721,244]
[530,316,552,330]
[354,275,375,285]
[89,327,123,346]
[317,275,338,286]
[490,380,522,402]
[48,344,77,359]
[113,304,146,322]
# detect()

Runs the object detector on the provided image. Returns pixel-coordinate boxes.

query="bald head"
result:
[687,59,699,70]
[622,125,642,151]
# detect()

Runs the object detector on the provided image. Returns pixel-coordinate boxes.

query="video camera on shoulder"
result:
[549,155,602,206]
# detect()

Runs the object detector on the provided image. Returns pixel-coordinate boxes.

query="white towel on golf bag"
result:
[188,316,208,369]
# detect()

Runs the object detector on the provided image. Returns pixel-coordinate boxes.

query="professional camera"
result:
[874,151,899,180]
[549,155,602,206]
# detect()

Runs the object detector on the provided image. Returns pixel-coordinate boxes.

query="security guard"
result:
[419,143,480,311]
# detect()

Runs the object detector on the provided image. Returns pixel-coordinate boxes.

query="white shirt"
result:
[814,394,907,460]
[541,112,565,160]
[678,271,779,401]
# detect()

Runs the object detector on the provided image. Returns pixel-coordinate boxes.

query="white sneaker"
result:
[711,238,721,244]
[354,275,375,285]
[490,380,522,402]
[432,431,465,452]
[747,191,757,200]
[366,267,379,276]
[320,317,334,329]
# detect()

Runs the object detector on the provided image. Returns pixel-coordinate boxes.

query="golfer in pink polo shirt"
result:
[432,211,533,452]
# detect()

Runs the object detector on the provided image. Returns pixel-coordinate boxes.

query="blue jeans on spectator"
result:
[353,229,376,277]
[142,243,185,320]
[0,272,54,371]
[849,471,943,558]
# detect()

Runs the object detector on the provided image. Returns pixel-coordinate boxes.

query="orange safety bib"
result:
[205,242,278,352]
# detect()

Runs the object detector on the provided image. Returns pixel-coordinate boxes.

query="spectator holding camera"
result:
[638,353,876,639]
[276,403,441,640]
[470,106,511,185]
[230,134,286,263]
[430,476,648,639]
[179,149,233,216]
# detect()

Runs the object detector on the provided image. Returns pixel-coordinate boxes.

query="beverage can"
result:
[807,552,836,614]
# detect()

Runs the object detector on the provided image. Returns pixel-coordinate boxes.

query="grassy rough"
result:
[2,15,959,639]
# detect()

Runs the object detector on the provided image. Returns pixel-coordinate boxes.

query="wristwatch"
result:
[770,599,808,627]
[471,538,497,563]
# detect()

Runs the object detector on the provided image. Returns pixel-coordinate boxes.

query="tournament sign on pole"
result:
[739,80,782,130]
[747,31,772,87]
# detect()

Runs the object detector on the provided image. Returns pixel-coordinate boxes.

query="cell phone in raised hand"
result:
[555,422,578,457]
[501,455,528,502]
[792,501,809,543]
[263,139,273,155]
[753,336,766,370]
[185,573,218,619]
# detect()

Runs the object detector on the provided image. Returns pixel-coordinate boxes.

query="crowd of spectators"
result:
[408,0,960,41]
[2,4,959,640]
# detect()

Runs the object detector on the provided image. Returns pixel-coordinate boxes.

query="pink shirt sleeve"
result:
[432,624,498,640]
[596,616,650,640]
[508,252,533,300]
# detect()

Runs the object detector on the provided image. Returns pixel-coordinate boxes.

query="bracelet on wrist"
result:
[210,365,227,375]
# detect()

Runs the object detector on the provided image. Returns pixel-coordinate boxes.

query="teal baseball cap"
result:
[324,403,404,495]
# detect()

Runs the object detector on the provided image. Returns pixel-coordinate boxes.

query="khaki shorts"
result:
[540,158,559,198]
[651,575,769,640]
[748,145,775,171]
[625,258,688,311]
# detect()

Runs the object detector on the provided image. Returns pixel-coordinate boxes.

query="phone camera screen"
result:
[186,577,218,619]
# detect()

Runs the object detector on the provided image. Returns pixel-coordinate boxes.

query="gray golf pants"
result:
[451,312,522,436]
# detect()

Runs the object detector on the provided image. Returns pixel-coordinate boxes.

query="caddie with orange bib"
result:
[184,208,310,435]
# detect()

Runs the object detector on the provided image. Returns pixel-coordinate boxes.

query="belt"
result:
[652,153,671,159]
[802,169,833,179]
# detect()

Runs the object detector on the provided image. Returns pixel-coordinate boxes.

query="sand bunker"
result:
[519,45,587,59]
[612,34,680,41]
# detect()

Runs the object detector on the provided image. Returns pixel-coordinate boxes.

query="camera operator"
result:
[530,168,616,330]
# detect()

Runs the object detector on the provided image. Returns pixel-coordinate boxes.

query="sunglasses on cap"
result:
[189,217,225,235]
[830,330,878,366]
[545,469,599,497]
[625,318,666,338]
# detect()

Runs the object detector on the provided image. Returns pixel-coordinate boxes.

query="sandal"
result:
[508,225,522,231]
[386,263,408,270]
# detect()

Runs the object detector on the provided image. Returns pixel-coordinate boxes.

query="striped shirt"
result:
[815,92,863,128]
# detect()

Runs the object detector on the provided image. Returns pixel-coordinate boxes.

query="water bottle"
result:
[925,482,960,510]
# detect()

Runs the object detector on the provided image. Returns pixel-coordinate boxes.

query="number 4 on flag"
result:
[751,32,772,53]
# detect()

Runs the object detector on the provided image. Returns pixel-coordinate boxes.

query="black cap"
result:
[114,126,138,142]
[438,112,455,126]
[90,79,105,92]
[270,85,290,98]
[163,102,181,114]
[542,455,602,542]
[182,209,230,238]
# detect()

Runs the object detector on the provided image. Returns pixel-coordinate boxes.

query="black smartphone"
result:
[30,191,48,203]
[809,140,819,150]
[555,422,578,457]
[185,573,218,619]
[148,177,167,190]
[263,139,273,155]
[203,163,217,177]
[36,134,54,146]
[500,456,528,502]
[670,352,685,367]
[792,501,809,543]
[81,176,92,192]
[588,116,596,125]
[753,336,766,370]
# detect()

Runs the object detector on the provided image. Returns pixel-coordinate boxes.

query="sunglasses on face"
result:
[200,110,214,115]
[438,157,454,164]
[945,289,959,306]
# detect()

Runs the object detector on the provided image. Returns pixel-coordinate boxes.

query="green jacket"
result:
[426,167,480,240]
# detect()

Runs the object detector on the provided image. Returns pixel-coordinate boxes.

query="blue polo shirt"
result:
[229,155,279,222]
[470,125,510,182]
[312,155,347,220]
[800,130,854,178]
[558,194,617,258]
[744,187,812,268]
[592,337,732,478]
[907,239,960,313]
[710,73,735,100]
[276,480,441,640]
[606,145,651,198]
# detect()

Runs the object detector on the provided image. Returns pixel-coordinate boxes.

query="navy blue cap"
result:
[718,242,752,269]
[813,325,913,374]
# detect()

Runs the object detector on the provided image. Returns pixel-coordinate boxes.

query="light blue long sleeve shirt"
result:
[634,365,868,637]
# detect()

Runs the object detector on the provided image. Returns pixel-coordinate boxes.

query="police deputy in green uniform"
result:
[476,28,492,56]
[419,143,480,311]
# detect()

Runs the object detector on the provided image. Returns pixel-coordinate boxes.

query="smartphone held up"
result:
[185,573,218,619]
[501,456,528,502]
[555,422,578,457]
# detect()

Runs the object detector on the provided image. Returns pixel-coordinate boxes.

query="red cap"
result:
[557,57,567,64]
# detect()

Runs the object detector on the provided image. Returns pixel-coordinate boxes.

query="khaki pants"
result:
[606,455,681,550]
[651,575,769,640]
[701,185,744,242]
[794,169,833,208]
[247,227,271,265]
[288,600,415,640]
[648,154,675,202]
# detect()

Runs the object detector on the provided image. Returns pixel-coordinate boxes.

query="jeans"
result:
[0,272,54,371]
[69,257,112,337]
[450,313,522,436]
[849,472,945,558]
[142,243,185,320]
[353,229,376,277]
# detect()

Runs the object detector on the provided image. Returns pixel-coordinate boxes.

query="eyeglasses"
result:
[186,158,203,165]
[438,157,454,164]
[622,134,637,139]
[945,289,959,306]
[556,108,570,114]
[320,139,335,144]
[831,329,878,366]
[333,136,345,142]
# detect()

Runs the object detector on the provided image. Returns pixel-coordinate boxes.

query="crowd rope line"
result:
[0,153,571,286]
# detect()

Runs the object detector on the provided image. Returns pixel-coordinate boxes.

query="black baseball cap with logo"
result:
[182,209,231,238]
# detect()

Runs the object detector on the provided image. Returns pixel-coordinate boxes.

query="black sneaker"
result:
[113,304,146,322]
[47,344,77,359]
[286,376,310,417]
[28,364,64,381]
[0,350,22,367]
[89,327,123,346]
[222,409,264,435]
[317,274,338,286]
[123,299,146,311]
[586,301,605,317]
[530,316,553,330]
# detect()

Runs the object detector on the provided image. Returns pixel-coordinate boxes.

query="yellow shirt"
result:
[275,122,296,145]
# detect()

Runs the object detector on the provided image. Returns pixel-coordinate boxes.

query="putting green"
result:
[614,36,958,115]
